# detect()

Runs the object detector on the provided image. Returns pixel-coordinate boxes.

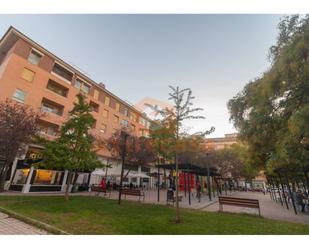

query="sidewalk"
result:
[202,191,309,225]
[0,212,48,235]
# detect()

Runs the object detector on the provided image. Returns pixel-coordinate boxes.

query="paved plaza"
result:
[203,191,309,225]
[0,211,48,235]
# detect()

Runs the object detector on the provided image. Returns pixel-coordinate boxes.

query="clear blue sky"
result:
[0,15,283,137]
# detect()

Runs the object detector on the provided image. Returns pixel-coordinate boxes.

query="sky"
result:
[0,14,283,137]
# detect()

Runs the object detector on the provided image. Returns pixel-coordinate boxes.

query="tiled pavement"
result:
[0,212,48,235]
[202,191,309,225]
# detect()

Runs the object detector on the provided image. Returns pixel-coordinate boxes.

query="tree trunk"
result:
[0,176,5,192]
[65,171,72,201]
[175,153,180,223]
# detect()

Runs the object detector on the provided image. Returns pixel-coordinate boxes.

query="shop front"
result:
[9,159,67,193]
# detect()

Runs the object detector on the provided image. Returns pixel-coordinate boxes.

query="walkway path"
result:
[202,191,309,225]
[0,212,48,235]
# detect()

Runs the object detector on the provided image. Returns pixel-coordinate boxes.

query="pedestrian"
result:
[196,181,201,202]
[100,177,106,192]
[106,180,111,191]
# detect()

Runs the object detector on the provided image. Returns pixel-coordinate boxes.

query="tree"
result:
[107,129,155,179]
[228,15,309,175]
[214,144,257,183]
[39,93,104,200]
[148,86,214,223]
[0,99,40,192]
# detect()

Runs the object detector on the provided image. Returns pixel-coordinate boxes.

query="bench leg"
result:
[258,207,261,217]
[219,203,223,212]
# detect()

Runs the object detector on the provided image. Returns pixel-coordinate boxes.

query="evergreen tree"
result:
[40,93,104,200]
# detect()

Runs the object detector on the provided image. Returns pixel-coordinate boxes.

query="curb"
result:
[0,206,70,235]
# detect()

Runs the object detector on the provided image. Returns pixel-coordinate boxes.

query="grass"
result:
[0,195,308,234]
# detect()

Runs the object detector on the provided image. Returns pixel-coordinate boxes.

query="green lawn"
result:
[0,195,308,234]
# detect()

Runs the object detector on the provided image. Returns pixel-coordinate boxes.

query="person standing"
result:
[196,181,201,203]
[100,177,107,193]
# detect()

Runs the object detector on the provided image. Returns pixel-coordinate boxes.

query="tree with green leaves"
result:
[39,93,104,200]
[228,15,309,177]
[148,86,214,223]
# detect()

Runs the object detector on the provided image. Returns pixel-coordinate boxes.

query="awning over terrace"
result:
[155,163,219,176]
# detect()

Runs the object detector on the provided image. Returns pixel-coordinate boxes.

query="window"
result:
[100,123,107,133]
[41,98,64,116]
[32,170,63,185]
[93,89,99,100]
[12,169,29,184]
[82,83,91,94]
[89,101,99,113]
[75,78,91,94]
[28,49,42,65]
[131,124,136,132]
[47,79,69,97]
[123,108,129,116]
[102,109,109,118]
[12,89,26,103]
[52,63,73,82]
[21,68,35,82]
[113,115,119,124]
[130,113,138,122]
[104,96,110,106]
[115,103,120,112]
[121,119,129,127]
[74,79,82,89]
[37,121,59,136]
[139,117,147,126]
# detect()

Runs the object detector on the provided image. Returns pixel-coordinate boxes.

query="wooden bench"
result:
[121,189,145,202]
[89,185,111,198]
[218,196,261,216]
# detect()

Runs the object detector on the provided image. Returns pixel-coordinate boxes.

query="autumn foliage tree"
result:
[0,99,41,192]
[148,86,214,223]
[107,129,155,176]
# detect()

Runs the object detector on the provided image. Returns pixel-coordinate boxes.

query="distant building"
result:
[134,97,174,120]
[205,133,238,150]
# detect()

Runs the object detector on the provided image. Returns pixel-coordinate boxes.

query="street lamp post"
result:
[206,152,212,201]
[300,136,309,191]
[118,130,129,205]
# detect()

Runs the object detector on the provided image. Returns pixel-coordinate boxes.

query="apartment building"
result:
[205,133,238,150]
[0,26,154,192]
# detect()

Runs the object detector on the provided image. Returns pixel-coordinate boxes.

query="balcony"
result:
[37,120,59,137]
[89,101,99,113]
[46,79,69,98]
[51,63,73,83]
[41,98,64,116]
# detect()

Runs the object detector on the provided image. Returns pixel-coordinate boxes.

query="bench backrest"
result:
[219,196,259,208]
[122,189,142,196]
